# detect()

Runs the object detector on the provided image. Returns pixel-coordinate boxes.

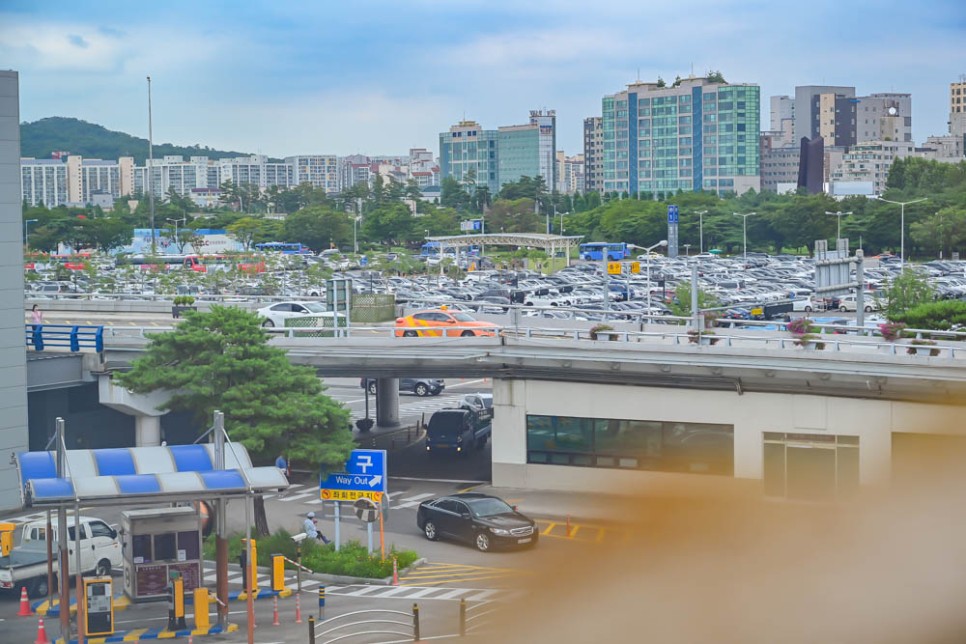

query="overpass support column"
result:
[136,415,162,446]
[375,378,400,428]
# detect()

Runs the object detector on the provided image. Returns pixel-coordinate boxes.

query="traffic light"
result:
[607,262,622,275]
[630,262,640,274]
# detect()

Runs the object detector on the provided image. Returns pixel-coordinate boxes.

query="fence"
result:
[25,324,104,352]
[351,293,397,324]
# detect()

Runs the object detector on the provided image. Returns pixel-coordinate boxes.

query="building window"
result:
[762,432,859,501]
[526,414,734,475]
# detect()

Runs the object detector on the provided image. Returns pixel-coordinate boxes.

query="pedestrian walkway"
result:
[397,562,527,587]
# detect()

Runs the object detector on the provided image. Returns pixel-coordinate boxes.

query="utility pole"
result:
[695,210,708,254]
[825,210,853,241]
[875,197,927,270]
[147,76,156,255]
[732,212,757,260]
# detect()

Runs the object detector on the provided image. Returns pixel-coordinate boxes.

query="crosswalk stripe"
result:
[342,585,389,597]
[392,493,435,509]
[405,587,445,599]
[433,588,474,600]
[463,589,499,602]
[279,491,317,502]
[372,585,413,598]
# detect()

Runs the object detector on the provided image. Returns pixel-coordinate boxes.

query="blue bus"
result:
[420,241,459,257]
[255,242,312,255]
[579,242,630,261]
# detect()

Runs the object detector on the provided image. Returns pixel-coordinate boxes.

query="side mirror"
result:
[512,505,518,512]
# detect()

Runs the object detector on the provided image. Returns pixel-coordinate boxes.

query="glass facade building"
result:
[438,121,500,195]
[602,78,761,196]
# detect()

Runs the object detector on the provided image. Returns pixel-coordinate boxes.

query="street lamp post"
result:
[875,197,927,270]
[732,212,757,260]
[24,219,38,250]
[353,217,361,254]
[627,240,669,319]
[147,76,156,255]
[825,210,853,241]
[683,244,691,256]
[166,217,186,250]
[694,210,708,254]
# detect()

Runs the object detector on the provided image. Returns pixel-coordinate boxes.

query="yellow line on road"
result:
[596,528,607,544]
[401,572,528,587]
[419,563,518,571]
[401,571,520,582]
[541,522,557,536]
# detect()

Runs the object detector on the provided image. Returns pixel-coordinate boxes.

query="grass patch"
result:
[203,529,418,579]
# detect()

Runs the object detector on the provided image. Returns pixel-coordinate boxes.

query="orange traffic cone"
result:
[18,586,31,616]
[272,595,280,626]
[34,617,49,644]
[294,591,302,624]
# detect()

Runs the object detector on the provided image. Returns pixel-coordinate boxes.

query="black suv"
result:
[416,493,538,552]
[360,377,444,397]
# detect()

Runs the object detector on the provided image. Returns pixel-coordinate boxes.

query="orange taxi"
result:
[395,307,500,337]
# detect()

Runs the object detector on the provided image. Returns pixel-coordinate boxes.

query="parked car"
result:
[837,294,879,312]
[416,493,538,552]
[395,308,500,337]
[360,377,445,397]
[425,408,490,453]
[256,300,334,327]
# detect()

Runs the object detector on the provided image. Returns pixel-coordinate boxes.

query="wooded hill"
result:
[20,116,252,164]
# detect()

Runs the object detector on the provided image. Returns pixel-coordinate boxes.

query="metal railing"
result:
[309,606,418,643]
[25,324,104,353]
[460,598,497,637]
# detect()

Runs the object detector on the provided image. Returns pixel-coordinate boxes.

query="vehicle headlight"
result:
[489,527,511,536]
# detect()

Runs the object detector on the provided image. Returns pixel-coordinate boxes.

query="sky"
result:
[1,0,964,159]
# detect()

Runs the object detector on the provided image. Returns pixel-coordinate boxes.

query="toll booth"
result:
[83,576,115,636]
[121,507,202,602]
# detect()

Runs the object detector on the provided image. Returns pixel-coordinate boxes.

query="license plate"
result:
[517,537,531,544]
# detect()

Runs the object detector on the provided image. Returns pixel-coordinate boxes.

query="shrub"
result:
[793,333,825,349]
[892,300,966,332]
[786,317,814,336]
[589,323,614,340]
[878,321,907,341]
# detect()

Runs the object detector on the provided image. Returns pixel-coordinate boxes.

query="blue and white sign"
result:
[460,219,484,232]
[667,205,679,224]
[320,449,388,501]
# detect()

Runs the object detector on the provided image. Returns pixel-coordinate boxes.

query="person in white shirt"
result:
[303,512,330,544]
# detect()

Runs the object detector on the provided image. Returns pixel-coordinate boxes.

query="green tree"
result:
[884,269,936,319]
[114,307,354,533]
[227,216,267,250]
[283,206,353,252]
[668,282,721,317]
[439,177,470,211]
[88,217,134,253]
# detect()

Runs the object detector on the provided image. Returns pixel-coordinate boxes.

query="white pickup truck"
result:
[0,516,122,597]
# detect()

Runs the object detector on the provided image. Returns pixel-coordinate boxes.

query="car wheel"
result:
[461,330,474,337]
[29,576,49,599]
[864,306,873,312]
[414,383,429,397]
[95,559,112,577]
[423,521,438,541]
[262,319,275,328]
[403,330,418,337]
[431,389,442,396]
[840,306,848,312]
[367,382,377,395]
[475,531,491,552]
[804,306,812,312]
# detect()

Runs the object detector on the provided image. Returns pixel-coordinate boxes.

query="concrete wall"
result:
[491,378,965,494]
[0,71,28,511]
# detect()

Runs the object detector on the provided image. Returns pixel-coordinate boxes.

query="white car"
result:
[256,300,333,327]
[792,297,817,312]
[837,294,879,313]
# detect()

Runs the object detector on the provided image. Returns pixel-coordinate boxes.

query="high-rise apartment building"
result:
[21,158,68,207]
[602,76,761,196]
[555,151,584,194]
[769,96,795,147]
[582,116,603,193]
[438,121,499,194]
[285,155,340,193]
[949,77,966,138]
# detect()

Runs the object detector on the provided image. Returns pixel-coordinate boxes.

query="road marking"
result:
[392,493,435,509]
[373,585,413,598]
[541,522,557,536]
[342,585,391,597]
[278,491,317,502]
[405,587,445,599]
[433,588,474,600]
[463,589,500,602]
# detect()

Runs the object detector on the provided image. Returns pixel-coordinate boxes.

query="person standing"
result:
[31,304,43,327]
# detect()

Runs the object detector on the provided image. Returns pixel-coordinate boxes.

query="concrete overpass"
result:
[28,323,966,503]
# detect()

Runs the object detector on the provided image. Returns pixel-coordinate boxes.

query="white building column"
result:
[136,415,162,447]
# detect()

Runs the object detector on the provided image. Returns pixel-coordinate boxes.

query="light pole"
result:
[353,217,361,254]
[683,244,691,257]
[24,219,38,250]
[875,197,927,270]
[694,210,708,254]
[628,240,668,316]
[147,76,156,255]
[825,210,853,241]
[166,217,186,251]
[732,212,757,260]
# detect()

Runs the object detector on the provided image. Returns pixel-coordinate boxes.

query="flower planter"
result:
[688,334,719,346]
[907,346,939,357]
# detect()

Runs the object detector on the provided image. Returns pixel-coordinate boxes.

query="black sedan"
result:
[416,493,538,552]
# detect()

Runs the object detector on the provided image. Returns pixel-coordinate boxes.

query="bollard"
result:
[413,603,420,641]
[271,554,285,592]
[294,589,302,623]
[318,585,325,619]
[168,572,186,631]
[566,515,572,537]
[459,598,466,636]
[272,594,280,626]
[193,587,210,631]
[308,615,315,643]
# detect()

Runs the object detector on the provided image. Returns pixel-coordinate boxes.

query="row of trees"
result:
[22,157,966,259]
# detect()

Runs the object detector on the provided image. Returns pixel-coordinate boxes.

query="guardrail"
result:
[25,324,104,353]
[95,323,966,362]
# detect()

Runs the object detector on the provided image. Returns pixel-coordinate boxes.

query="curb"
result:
[291,557,428,587]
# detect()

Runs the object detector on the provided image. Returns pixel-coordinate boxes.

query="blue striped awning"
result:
[15,444,288,507]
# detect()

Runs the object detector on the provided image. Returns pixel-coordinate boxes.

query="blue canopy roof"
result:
[16,444,288,508]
